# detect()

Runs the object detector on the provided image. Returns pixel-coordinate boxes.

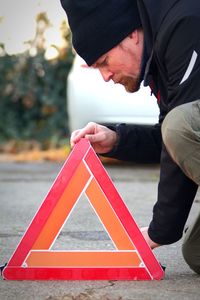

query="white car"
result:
[67,55,159,133]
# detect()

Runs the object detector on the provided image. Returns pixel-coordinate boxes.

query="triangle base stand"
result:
[4,267,152,280]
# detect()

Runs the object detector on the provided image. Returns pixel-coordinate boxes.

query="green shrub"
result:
[0,49,74,147]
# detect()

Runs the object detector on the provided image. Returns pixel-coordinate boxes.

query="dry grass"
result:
[0,140,119,164]
[0,147,70,162]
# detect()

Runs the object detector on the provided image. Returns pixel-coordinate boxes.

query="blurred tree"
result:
[0,12,74,148]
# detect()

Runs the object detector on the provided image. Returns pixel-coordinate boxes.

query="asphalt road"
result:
[0,161,200,300]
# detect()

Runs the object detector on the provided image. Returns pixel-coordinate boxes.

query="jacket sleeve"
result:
[104,122,162,164]
[148,146,198,244]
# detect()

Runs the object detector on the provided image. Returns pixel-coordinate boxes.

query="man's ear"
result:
[129,30,140,44]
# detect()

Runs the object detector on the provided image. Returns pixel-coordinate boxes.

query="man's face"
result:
[92,30,144,93]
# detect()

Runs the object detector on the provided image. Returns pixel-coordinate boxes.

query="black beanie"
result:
[60,0,141,66]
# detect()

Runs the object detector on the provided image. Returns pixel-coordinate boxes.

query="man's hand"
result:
[70,122,118,153]
[140,227,161,249]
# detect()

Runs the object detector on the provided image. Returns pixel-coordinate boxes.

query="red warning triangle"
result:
[3,139,164,280]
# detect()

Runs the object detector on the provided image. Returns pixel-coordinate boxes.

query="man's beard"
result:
[115,75,140,93]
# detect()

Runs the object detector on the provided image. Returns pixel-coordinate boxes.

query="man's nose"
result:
[99,68,113,82]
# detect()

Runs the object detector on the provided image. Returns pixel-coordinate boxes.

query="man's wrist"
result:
[141,227,161,249]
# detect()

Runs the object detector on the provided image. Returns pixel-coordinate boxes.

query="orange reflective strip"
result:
[32,161,90,249]
[26,251,141,267]
[86,179,135,250]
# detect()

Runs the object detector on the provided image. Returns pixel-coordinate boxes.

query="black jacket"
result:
[106,0,200,244]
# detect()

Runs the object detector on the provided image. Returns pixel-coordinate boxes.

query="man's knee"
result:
[182,241,200,274]
[162,106,186,156]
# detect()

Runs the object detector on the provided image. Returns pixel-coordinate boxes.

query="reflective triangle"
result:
[3,139,164,280]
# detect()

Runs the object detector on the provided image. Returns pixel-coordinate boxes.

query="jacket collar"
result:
[137,0,180,40]
[137,0,180,86]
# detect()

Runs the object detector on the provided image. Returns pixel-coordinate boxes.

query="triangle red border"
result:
[3,139,164,280]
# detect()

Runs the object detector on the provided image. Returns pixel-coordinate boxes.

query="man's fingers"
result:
[140,226,149,232]
[70,122,117,154]
[85,131,105,143]
[70,130,82,147]
[70,122,99,147]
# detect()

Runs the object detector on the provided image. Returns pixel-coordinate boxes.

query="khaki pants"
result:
[162,100,200,274]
